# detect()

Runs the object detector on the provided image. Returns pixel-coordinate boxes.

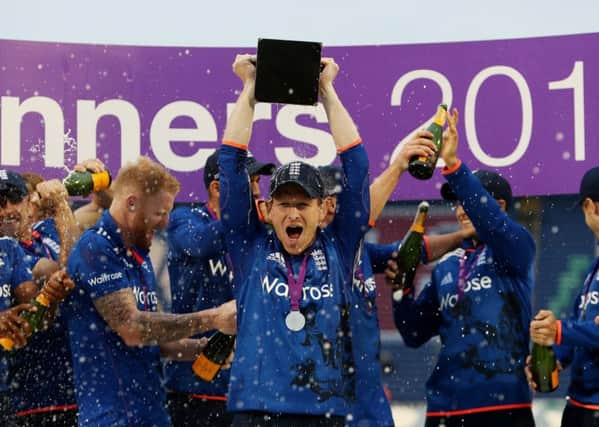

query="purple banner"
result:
[0,33,597,201]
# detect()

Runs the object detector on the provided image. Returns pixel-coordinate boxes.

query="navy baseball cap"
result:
[441,169,513,209]
[0,170,29,207]
[203,149,276,189]
[575,166,599,205]
[247,155,276,177]
[269,161,324,199]
[318,165,343,196]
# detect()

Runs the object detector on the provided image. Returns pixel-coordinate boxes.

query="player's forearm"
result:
[222,82,256,148]
[160,338,205,361]
[320,84,360,150]
[132,309,217,346]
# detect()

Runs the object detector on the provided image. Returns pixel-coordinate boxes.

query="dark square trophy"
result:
[254,38,322,106]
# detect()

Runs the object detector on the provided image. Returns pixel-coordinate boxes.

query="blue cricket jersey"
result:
[554,255,599,408]
[65,211,170,427]
[0,237,33,393]
[164,204,233,398]
[11,218,77,414]
[347,241,399,427]
[394,162,535,415]
[219,142,371,418]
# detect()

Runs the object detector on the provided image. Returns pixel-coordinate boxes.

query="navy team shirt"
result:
[554,254,599,408]
[395,162,535,415]
[65,211,170,427]
[0,237,32,393]
[164,204,233,398]
[219,142,371,418]
[11,218,77,415]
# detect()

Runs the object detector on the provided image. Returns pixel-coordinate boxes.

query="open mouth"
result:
[286,226,303,240]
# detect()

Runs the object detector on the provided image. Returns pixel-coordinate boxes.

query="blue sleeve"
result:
[552,286,580,367]
[167,208,224,259]
[558,294,599,350]
[67,234,131,300]
[394,279,441,348]
[9,241,33,286]
[365,241,399,274]
[328,144,371,269]
[219,145,265,280]
[443,162,535,276]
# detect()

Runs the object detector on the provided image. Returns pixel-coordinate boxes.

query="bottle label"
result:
[0,337,14,351]
[411,225,424,234]
[551,369,559,388]
[192,354,221,381]
[91,171,111,192]
[36,292,51,307]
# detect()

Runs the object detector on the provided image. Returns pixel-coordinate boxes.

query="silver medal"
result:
[285,311,306,331]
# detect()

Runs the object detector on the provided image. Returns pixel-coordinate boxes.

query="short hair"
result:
[112,156,180,198]
[20,172,45,195]
[21,171,56,218]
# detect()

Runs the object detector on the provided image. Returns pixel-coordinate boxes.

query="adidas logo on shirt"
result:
[440,272,453,286]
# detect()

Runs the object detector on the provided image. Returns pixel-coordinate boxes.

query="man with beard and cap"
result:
[164,149,274,427]
[527,166,599,427]
[64,156,237,427]
[394,109,535,427]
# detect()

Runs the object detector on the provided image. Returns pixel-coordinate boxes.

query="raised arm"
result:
[369,132,436,222]
[320,58,359,151]
[222,54,257,149]
[320,58,370,264]
[440,109,535,275]
[36,179,81,268]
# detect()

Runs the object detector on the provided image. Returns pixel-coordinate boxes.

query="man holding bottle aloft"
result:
[527,166,599,427]
[394,109,536,427]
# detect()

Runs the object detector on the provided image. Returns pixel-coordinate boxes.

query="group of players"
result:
[0,54,598,427]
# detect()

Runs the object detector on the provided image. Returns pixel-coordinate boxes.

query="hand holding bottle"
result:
[63,158,111,197]
[439,107,460,170]
[0,304,34,350]
[524,354,562,392]
[530,310,558,346]
[211,299,237,335]
[41,270,75,303]
[394,131,437,174]
[192,332,236,381]
[385,201,429,291]
[407,104,447,180]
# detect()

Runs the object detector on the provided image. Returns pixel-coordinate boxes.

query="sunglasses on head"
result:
[0,188,27,208]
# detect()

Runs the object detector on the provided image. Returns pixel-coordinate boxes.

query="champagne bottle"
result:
[0,292,51,351]
[408,104,448,180]
[192,332,236,382]
[63,170,111,197]
[391,201,429,290]
[531,343,559,393]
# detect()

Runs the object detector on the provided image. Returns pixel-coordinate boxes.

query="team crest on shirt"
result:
[311,249,327,271]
